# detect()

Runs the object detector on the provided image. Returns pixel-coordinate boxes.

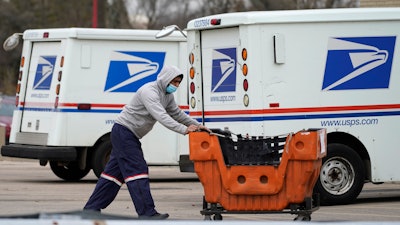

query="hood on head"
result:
[157,65,183,91]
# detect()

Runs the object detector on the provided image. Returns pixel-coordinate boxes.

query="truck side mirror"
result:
[156,25,187,38]
[3,33,23,51]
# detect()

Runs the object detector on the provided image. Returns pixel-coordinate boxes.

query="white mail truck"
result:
[184,8,400,205]
[1,28,190,181]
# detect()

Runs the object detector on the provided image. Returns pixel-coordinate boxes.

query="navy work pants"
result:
[84,123,157,216]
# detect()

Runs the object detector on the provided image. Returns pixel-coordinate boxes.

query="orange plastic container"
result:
[189,129,326,211]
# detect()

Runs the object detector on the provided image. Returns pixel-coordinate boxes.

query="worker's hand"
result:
[186,124,199,133]
[198,124,211,133]
[186,124,211,134]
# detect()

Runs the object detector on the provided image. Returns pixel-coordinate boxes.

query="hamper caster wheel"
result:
[213,214,223,220]
[294,214,311,221]
[204,215,212,220]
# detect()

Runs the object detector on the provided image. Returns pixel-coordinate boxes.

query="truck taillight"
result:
[60,56,64,67]
[242,64,248,76]
[15,57,24,107]
[55,84,61,95]
[55,83,60,108]
[190,67,195,79]
[189,53,194,64]
[43,32,49,38]
[243,79,248,91]
[242,48,247,61]
[190,82,195,94]
[58,71,62,81]
[54,96,59,108]
[242,48,249,107]
[210,19,221,25]
[16,83,21,93]
[55,58,63,108]
[189,51,197,109]
[189,52,195,79]
[20,57,25,67]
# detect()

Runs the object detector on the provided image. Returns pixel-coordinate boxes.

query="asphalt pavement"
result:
[1,157,400,223]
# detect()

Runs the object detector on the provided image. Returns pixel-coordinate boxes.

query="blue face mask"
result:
[166,84,178,94]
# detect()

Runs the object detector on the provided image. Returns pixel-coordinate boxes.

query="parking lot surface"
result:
[1,158,400,222]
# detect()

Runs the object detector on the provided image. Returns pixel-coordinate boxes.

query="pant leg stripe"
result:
[100,173,123,186]
[125,174,149,183]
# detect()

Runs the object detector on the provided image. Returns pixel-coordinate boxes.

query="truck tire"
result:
[50,161,91,181]
[91,140,112,178]
[314,143,365,205]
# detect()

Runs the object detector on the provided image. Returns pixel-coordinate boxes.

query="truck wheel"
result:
[91,140,112,178]
[314,143,365,205]
[50,161,90,181]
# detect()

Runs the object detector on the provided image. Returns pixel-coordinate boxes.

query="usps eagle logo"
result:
[104,51,166,93]
[211,48,237,93]
[322,36,396,91]
[33,55,57,90]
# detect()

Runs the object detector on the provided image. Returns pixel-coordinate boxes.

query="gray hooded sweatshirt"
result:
[115,65,199,139]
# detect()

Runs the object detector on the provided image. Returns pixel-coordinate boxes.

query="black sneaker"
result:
[139,212,169,220]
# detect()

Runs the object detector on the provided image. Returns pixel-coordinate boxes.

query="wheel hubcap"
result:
[320,157,355,195]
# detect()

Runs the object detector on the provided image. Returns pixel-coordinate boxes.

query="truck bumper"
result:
[1,144,77,161]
